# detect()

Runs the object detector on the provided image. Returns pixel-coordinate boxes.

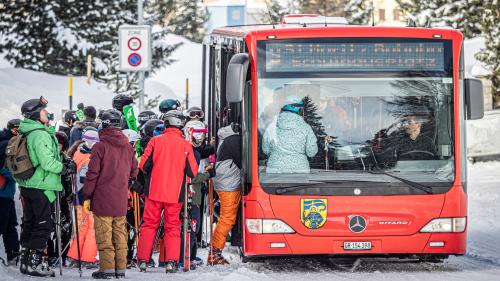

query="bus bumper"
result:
[244,232,466,257]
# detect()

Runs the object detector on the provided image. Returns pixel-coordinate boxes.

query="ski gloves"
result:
[83,200,91,214]
[61,158,77,176]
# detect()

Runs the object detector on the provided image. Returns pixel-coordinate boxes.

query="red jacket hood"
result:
[99,127,129,147]
[163,127,183,136]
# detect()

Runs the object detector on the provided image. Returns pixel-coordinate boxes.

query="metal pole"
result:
[185,78,189,109]
[69,74,73,110]
[201,44,206,114]
[138,0,145,112]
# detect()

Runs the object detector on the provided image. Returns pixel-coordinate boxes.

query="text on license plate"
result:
[343,241,372,250]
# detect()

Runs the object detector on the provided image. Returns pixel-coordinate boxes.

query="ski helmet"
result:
[162,110,186,129]
[100,109,123,129]
[281,96,304,114]
[159,99,181,113]
[142,119,163,138]
[137,111,158,128]
[186,106,205,120]
[82,127,99,149]
[112,94,134,112]
[77,103,85,111]
[154,124,165,136]
[21,96,48,120]
[55,131,68,151]
[184,120,208,147]
[122,129,141,143]
[7,119,21,130]
[64,110,77,124]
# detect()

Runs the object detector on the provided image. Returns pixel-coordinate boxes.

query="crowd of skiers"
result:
[0,94,242,278]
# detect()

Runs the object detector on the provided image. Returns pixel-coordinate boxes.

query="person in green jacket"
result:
[16,97,76,277]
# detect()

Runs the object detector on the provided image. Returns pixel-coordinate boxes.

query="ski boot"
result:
[19,247,28,274]
[148,258,156,268]
[165,260,178,273]
[91,271,115,279]
[207,247,229,266]
[115,271,126,279]
[192,257,204,267]
[6,251,19,267]
[138,260,147,272]
[25,249,55,277]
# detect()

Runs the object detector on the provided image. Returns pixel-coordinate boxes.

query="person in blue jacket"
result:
[262,97,318,174]
[0,119,21,266]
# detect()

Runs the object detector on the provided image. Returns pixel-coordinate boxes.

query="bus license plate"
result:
[343,242,372,250]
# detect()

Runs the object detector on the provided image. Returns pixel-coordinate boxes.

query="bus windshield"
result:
[257,38,455,196]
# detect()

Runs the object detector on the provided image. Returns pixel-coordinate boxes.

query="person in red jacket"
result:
[137,110,198,273]
[83,109,138,279]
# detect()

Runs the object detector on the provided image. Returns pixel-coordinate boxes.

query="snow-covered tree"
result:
[298,0,347,17]
[151,0,208,43]
[302,95,327,168]
[344,0,373,25]
[0,0,206,109]
[260,0,290,24]
[396,0,484,38]
[475,0,500,107]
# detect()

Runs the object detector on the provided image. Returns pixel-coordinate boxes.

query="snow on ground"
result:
[1,161,500,280]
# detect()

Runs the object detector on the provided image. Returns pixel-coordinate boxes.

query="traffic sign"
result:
[128,37,142,51]
[119,25,151,71]
[128,53,142,67]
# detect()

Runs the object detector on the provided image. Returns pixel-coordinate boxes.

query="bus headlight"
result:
[246,219,295,234]
[420,217,466,233]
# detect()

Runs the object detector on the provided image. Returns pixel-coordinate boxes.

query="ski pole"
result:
[182,181,191,272]
[56,192,63,276]
[136,192,141,244]
[132,191,139,250]
[208,178,214,265]
[71,173,83,277]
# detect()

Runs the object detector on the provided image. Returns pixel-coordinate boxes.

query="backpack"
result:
[5,129,43,180]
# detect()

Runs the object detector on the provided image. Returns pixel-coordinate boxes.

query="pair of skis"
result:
[54,173,83,277]
[121,104,143,256]
[53,173,82,277]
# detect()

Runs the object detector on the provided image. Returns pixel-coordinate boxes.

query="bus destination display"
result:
[265,42,445,72]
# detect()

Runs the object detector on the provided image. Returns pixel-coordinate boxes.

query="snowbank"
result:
[467,110,500,158]
[0,66,114,126]
[149,34,203,107]
[463,37,489,78]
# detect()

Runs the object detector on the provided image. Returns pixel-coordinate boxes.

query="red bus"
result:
[201,15,484,262]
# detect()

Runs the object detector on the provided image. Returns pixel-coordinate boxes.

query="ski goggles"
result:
[188,110,204,119]
[190,128,208,134]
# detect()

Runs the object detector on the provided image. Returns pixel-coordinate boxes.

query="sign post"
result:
[118,20,151,111]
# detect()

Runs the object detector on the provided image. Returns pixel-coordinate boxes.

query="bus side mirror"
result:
[226,53,249,103]
[464,78,484,120]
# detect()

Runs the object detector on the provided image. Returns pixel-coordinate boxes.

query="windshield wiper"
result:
[274,180,383,195]
[370,171,433,194]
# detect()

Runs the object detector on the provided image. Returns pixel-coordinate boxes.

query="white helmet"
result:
[162,110,186,129]
[82,127,99,149]
[122,129,141,143]
[184,120,208,147]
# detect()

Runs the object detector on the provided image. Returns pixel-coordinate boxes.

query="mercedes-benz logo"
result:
[348,215,367,233]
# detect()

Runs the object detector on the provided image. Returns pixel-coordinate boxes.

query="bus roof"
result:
[210,24,462,41]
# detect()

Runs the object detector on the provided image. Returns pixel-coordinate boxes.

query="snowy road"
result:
[2,161,500,280]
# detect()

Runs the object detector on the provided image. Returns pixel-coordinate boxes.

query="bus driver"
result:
[395,115,437,161]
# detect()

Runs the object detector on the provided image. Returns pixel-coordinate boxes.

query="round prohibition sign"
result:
[128,53,142,67]
[128,37,142,51]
